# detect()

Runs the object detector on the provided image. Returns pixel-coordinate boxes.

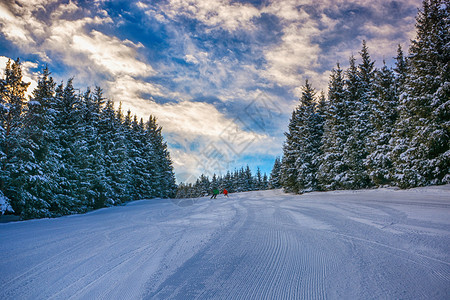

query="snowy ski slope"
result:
[1,186,449,299]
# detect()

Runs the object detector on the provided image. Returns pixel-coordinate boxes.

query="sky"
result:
[0,0,421,183]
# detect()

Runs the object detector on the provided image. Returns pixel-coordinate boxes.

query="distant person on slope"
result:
[223,188,229,197]
[211,188,219,199]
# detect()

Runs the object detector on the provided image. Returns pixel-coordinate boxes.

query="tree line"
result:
[272,0,449,194]
[0,62,176,219]
[176,166,275,198]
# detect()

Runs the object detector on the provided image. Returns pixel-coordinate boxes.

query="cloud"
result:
[0,2,38,47]
[152,0,421,95]
[259,2,332,93]
[259,0,421,93]
[0,0,153,84]
[161,0,261,32]
[262,21,322,86]
[71,30,152,77]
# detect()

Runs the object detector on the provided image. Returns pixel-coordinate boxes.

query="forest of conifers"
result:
[0,64,176,219]
[276,0,448,194]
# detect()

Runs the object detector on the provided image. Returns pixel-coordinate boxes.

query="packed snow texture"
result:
[1,186,449,299]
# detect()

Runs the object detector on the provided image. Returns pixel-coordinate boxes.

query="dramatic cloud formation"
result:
[0,0,421,182]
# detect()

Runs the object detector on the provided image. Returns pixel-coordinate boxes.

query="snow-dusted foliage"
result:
[281,0,449,194]
[269,156,282,189]
[390,0,450,188]
[365,62,399,185]
[281,81,323,193]
[0,62,176,219]
[317,64,349,190]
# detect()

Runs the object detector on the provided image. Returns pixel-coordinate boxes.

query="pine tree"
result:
[317,91,327,121]
[99,99,129,203]
[51,79,85,214]
[281,108,301,193]
[146,115,177,198]
[294,80,323,192]
[318,64,351,190]
[344,53,372,189]
[366,62,398,185]
[0,58,30,215]
[211,173,219,190]
[243,165,254,191]
[20,66,57,218]
[393,45,408,90]
[392,0,450,187]
[131,117,154,200]
[198,174,210,196]
[77,88,104,209]
[269,156,282,189]
[262,173,269,190]
[255,167,263,190]
[88,87,112,207]
[354,42,376,187]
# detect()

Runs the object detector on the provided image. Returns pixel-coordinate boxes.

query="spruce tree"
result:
[318,64,351,190]
[393,45,408,90]
[392,0,449,187]
[262,173,269,190]
[294,80,323,192]
[20,66,57,218]
[244,165,254,191]
[281,108,301,193]
[146,115,177,198]
[254,167,261,190]
[269,156,282,189]
[344,54,372,189]
[366,62,398,185]
[99,99,129,203]
[52,79,85,214]
[77,88,105,209]
[0,59,30,215]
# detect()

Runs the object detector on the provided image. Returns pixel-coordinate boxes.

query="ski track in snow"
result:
[1,186,449,299]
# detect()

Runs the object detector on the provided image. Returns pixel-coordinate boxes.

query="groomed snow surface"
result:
[1,186,449,299]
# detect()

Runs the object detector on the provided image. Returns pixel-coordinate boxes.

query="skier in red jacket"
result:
[223,188,228,197]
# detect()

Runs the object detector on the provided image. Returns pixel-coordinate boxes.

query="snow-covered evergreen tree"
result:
[243,165,254,191]
[52,79,87,214]
[20,66,56,218]
[222,171,233,192]
[365,62,398,185]
[392,0,449,187]
[344,53,372,189]
[294,80,323,193]
[318,64,351,190]
[97,99,122,203]
[255,167,263,190]
[281,108,301,193]
[393,45,408,91]
[262,173,269,190]
[146,115,177,198]
[269,156,282,189]
[0,58,30,215]
[77,88,105,209]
